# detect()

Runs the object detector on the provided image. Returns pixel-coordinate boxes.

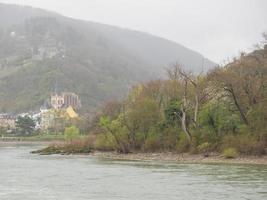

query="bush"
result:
[95,133,116,151]
[64,125,80,141]
[63,138,92,154]
[162,127,178,150]
[197,142,210,153]
[222,134,265,155]
[143,128,161,152]
[223,148,239,159]
[176,133,190,153]
[114,126,132,153]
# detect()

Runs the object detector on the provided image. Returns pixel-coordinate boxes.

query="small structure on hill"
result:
[51,92,81,110]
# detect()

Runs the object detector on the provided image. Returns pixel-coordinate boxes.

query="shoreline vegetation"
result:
[0,139,265,165]
[29,142,267,165]
[73,42,266,159]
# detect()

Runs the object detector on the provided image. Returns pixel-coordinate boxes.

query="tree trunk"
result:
[181,80,192,143]
[229,87,249,126]
[181,107,192,143]
[194,88,199,125]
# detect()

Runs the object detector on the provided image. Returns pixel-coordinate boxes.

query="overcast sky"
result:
[0,0,266,63]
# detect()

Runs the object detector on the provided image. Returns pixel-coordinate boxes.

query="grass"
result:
[31,136,94,155]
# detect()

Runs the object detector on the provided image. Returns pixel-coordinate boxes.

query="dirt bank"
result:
[91,151,267,165]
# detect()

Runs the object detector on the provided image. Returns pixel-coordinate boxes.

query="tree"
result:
[16,116,35,135]
[167,64,207,143]
[99,116,130,153]
[64,125,80,141]
[208,49,267,127]
[92,42,267,154]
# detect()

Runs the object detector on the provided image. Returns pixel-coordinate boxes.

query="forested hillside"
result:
[0,3,215,113]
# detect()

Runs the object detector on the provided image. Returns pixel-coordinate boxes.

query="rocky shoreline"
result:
[8,141,265,165]
[91,151,267,165]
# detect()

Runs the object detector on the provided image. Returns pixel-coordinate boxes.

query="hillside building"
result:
[51,94,65,109]
[51,92,81,110]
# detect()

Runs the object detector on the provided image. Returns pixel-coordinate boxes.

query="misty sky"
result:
[0,0,266,63]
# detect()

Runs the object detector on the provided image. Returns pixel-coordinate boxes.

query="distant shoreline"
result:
[0,140,63,146]
[91,151,267,165]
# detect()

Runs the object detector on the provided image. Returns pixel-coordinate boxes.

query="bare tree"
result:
[167,63,208,143]
[167,64,192,142]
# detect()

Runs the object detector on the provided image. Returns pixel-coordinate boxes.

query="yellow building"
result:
[66,106,78,118]
[39,106,78,131]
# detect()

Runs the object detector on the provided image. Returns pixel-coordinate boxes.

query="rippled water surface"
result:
[0,144,266,200]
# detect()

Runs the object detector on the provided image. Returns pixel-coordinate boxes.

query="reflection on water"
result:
[0,145,266,200]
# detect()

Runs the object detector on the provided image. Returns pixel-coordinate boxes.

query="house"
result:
[0,114,16,129]
[40,108,55,130]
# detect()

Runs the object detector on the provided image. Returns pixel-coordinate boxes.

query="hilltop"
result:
[0,3,215,113]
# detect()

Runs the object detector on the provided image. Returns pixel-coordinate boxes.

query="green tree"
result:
[64,125,80,141]
[16,116,35,135]
[99,116,131,153]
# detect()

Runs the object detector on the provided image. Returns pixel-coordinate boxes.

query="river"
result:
[0,144,266,200]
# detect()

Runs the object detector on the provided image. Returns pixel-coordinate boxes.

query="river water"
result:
[0,144,266,200]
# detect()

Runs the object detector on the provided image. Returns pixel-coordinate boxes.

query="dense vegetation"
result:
[0,3,214,113]
[85,43,267,156]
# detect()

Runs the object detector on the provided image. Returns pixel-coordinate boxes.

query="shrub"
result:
[83,134,97,149]
[113,126,131,153]
[64,125,80,141]
[143,128,161,152]
[162,127,178,150]
[95,133,116,151]
[223,148,239,159]
[197,142,211,153]
[222,134,265,155]
[63,138,92,154]
[176,133,190,153]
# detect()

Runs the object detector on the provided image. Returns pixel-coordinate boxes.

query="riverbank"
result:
[91,151,267,165]
[29,143,267,165]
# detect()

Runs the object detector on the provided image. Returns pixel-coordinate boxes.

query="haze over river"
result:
[0,144,266,200]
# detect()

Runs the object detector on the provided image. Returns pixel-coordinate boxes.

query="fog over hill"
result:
[0,3,215,113]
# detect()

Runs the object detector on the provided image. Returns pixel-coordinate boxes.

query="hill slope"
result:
[0,3,215,113]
